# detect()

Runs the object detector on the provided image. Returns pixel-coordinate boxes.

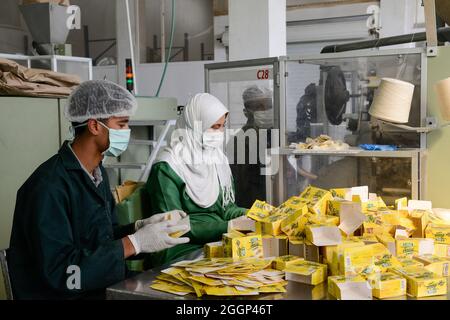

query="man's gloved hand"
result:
[134,210,187,231]
[128,220,190,255]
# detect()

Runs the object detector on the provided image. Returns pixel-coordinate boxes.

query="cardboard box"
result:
[325,239,365,276]
[397,255,425,268]
[204,241,223,258]
[324,215,340,226]
[413,254,450,276]
[367,272,407,299]
[228,215,256,233]
[328,275,372,300]
[351,234,379,244]
[395,197,408,211]
[305,224,342,246]
[246,200,274,222]
[409,209,430,238]
[273,196,309,215]
[304,240,321,262]
[222,232,263,258]
[272,255,304,271]
[395,238,434,257]
[327,199,353,216]
[425,223,450,244]
[169,216,191,238]
[299,186,333,216]
[288,237,305,257]
[262,235,288,258]
[258,213,290,236]
[338,202,366,236]
[340,245,376,276]
[390,266,447,298]
[280,204,309,237]
[285,260,328,285]
[434,243,450,258]
[371,243,402,272]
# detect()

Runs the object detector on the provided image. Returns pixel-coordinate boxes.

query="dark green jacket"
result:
[145,161,247,268]
[7,141,135,300]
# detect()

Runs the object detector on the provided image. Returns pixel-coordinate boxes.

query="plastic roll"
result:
[435,77,450,121]
[369,78,415,124]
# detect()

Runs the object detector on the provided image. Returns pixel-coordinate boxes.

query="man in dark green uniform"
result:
[7,80,189,299]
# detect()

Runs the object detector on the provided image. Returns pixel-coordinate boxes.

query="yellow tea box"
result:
[246,200,275,222]
[299,186,333,216]
[274,196,309,215]
[228,215,256,233]
[222,232,263,258]
[305,224,342,246]
[340,245,376,276]
[288,237,305,257]
[376,233,396,255]
[258,213,290,236]
[409,209,430,238]
[434,243,450,258]
[390,267,447,298]
[330,188,350,199]
[285,260,327,285]
[371,243,402,272]
[262,235,288,258]
[330,240,366,276]
[272,255,304,271]
[425,223,450,244]
[395,238,434,257]
[367,272,406,299]
[328,275,372,300]
[280,204,309,236]
[397,255,424,268]
[204,241,224,258]
[322,238,365,263]
[413,254,450,276]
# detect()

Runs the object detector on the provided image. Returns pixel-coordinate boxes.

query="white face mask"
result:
[202,131,224,150]
[253,109,274,129]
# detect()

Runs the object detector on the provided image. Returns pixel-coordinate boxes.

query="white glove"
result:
[128,220,190,255]
[134,210,187,231]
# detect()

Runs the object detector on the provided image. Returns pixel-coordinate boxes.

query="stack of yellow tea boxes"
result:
[203,185,450,299]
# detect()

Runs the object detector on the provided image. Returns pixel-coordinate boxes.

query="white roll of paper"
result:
[369,78,415,124]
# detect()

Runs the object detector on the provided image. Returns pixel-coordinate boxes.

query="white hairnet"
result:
[242,85,272,103]
[64,80,138,123]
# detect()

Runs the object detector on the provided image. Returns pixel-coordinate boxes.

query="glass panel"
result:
[285,53,423,148]
[281,154,413,206]
[208,64,276,208]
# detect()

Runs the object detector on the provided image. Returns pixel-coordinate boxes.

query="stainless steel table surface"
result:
[106,249,450,300]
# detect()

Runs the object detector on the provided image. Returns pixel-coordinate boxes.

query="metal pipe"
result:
[160,0,166,62]
[321,27,450,53]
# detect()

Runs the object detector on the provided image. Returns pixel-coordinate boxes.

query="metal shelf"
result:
[278,147,423,158]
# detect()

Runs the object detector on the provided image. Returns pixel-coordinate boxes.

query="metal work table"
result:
[106,249,450,300]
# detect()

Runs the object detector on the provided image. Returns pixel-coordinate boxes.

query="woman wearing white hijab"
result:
[145,93,247,267]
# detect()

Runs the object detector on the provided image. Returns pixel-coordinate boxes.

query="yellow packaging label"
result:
[375,233,396,255]
[328,275,371,300]
[222,233,263,259]
[350,234,379,244]
[299,185,334,216]
[327,199,351,216]
[367,272,407,299]
[246,200,275,222]
[329,188,349,199]
[326,239,365,276]
[280,204,309,236]
[413,254,450,276]
[370,243,402,272]
[259,213,290,236]
[272,255,304,271]
[273,196,309,215]
[397,255,425,268]
[389,266,448,298]
[204,241,224,258]
[434,243,450,258]
[395,238,435,257]
[425,223,450,244]
[285,260,328,285]
[340,245,376,276]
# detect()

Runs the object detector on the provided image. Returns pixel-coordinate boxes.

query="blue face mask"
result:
[98,121,131,157]
[71,121,131,157]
